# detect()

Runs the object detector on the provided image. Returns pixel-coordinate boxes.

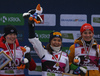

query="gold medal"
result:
[56,62,59,67]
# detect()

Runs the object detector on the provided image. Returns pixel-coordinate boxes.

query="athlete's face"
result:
[50,37,62,47]
[5,33,17,44]
[81,30,94,41]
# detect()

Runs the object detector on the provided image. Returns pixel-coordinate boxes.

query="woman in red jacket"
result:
[0,25,36,76]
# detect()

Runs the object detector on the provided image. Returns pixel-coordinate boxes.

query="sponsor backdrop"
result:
[0,0,100,76]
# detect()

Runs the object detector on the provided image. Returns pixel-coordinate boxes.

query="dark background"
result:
[0,0,100,76]
[0,0,100,46]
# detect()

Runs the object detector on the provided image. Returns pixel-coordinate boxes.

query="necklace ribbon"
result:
[81,38,94,59]
[52,51,62,67]
[5,42,16,66]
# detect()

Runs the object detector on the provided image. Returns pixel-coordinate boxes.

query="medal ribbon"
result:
[5,42,16,66]
[81,38,94,56]
[52,51,62,66]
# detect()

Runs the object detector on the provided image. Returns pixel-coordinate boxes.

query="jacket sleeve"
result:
[28,58,36,71]
[68,44,75,65]
[28,20,47,58]
[29,38,47,58]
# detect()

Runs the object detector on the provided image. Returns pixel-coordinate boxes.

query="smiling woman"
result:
[0,25,36,76]
[68,23,100,76]
[80,23,94,42]
[28,23,69,76]
[24,8,69,75]
[4,25,17,44]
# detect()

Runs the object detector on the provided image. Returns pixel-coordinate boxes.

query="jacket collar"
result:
[0,36,19,50]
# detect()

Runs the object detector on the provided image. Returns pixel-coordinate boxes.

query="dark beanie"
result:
[49,32,62,43]
[4,25,17,37]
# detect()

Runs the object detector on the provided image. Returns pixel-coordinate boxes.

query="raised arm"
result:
[28,20,47,59]
[23,4,46,58]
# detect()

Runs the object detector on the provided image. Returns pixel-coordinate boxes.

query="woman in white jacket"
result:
[27,19,69,76]
[23,5,69,74]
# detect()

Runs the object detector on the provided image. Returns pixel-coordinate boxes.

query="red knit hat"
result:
[80,23,94,34]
